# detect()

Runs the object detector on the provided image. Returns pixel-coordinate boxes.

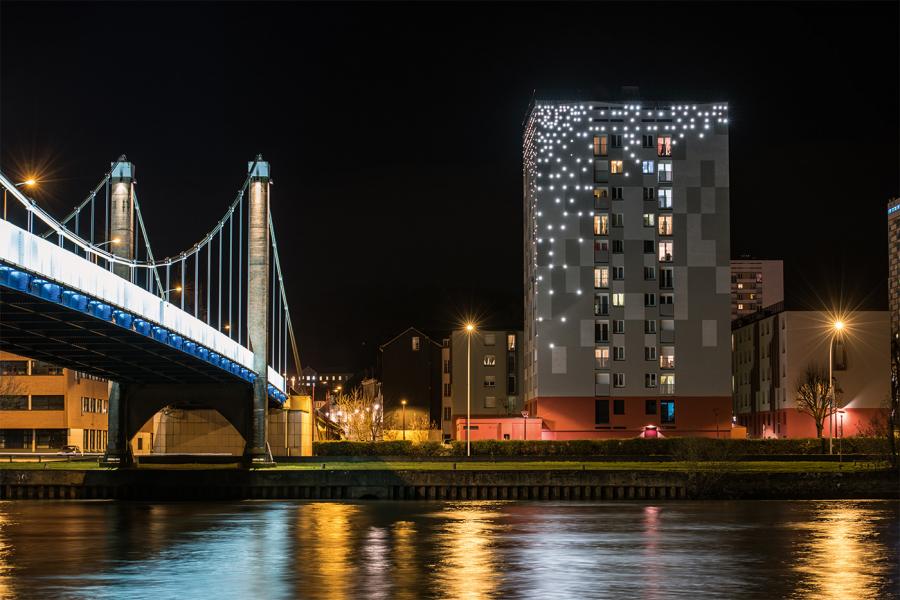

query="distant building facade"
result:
[380,327,442,429]
[439,329,525,441]
[732,306,890,438]
[730,259,784,320]
[0,350,152,453]
[523,99,732,439]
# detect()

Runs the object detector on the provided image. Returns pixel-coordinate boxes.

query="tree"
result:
[383,412,436,442]
[795,363,841,448]
[888,334,900,467]
[0,371,26,399]
[332,388,383,442]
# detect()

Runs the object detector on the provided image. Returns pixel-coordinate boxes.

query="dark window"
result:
[30,361,63,375]
[660,400,675,424]
[642,134,654,148]
[0,361,28,375]
[0,395,28,410]
[31,395,64,410]
[643,240,655,254]
[613,399,625,415]
[443,407,451,421]
[611,187,624,200]
[595,399,610,424]
[610,135,623,148]
[643,187,655,201]
[644,266,656,280]
[0,429,32,449]
[35,429,67,449]
[645,399,657,415]
[833,339,847,371]
[595,321,610,343]
[612,240,624,253]
[507,375,517,395]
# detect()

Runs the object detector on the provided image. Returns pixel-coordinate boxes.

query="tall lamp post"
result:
[401,399,407,441]
[465,323,476,457]
[828,320,844,455]
[3,178,37,221]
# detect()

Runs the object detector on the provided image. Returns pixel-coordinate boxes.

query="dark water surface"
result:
[0,500,897,599]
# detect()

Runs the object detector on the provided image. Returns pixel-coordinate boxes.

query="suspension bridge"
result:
[0,155,300,465]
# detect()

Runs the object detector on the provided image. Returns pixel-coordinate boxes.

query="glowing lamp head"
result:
[833,320,844,331]
[174,286,182,293]
[465,323,475,333]
[401,399,407,406]
[23,179,36,186]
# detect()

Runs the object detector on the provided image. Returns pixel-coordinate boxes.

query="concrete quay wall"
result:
[0,468,897,501]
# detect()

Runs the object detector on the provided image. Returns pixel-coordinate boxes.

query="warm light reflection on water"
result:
[0,499,894,599]
[432,503,507,599]
[790,503,895,599]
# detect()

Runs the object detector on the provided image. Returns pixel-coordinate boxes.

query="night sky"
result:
[1,2,897,373]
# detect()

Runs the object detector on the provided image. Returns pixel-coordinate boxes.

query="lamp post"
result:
[521,410,529,441]
[161,285,182,303]
[401,399,407,441]
[828,320,844,455]
[837,409,846,461]
[465,323,476,457]
[3,178,36,221]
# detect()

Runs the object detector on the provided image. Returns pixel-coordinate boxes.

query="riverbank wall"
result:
[1,468,897,501]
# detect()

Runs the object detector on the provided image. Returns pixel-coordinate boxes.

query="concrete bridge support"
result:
[246,156,271,465]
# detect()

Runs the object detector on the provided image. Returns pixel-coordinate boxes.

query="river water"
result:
[0,499,896,599]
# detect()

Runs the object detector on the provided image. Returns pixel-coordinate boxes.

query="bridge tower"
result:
[108,156,135,280]
[103,156,135,466]
[246,156,271,464]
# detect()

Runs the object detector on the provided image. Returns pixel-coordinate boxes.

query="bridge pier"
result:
[109,156,135,280]
[245,156,273,466]
[102,382,133,466]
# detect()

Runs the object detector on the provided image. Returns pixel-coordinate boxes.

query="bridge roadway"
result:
[0,218,286,400]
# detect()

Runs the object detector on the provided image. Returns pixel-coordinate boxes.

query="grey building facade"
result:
[523,100,732,438]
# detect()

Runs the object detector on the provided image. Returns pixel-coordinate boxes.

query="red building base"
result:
[528,395,733,439]
[455,417,543,441]
[736,407,888,439]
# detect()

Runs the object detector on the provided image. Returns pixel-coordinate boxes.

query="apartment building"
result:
[730,259,784,320]
[889,198,900,341]
[380,327,442,430]
[523,100,732,438]
[438,329,526,441]
[732,306,890,438]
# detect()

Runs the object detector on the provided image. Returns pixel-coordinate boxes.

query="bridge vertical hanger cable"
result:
[267,208,302,381]
[104,177,110,270]
[180,257,185,311]
[131,189,164,295]
[218,226,222,329]
[228,210,233,338]
[194,248,199,316]
[238,193,243,346]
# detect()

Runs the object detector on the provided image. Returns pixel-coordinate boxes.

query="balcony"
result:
[595,382,610,396]
[658,171,673,183]
[594,249,609,263]
[660,328,675,344]
[659,383,675,395]
[595,358,609,369]
[659,303,674,317]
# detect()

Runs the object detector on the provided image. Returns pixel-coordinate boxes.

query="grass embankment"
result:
[0,460,888,473]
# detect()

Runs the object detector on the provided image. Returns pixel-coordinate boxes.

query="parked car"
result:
[57,445,83,456]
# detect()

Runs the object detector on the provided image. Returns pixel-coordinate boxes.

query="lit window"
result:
[737,283,744,289]
[483,354,496,367]
[594,214,609,235]
[507,334,516,351]
[660,346,675,369]
[660,399,675,423]
[595,346,610,368]
[658,215,673,235]
[594,267,609,288]
[594,186,609,201]
[593,135,608,156]
[658,162,673,182]
[659,241,673,262]
[660,374,675,394]
[657,135,672,157]
[658,188,673,209]
[412,336,421,351]
[610,160,624,174]
[612,293,624,307]
[642,160,654,174]
[737,303,745,310]
[643,213,655,227]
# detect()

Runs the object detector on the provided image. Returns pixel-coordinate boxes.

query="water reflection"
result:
[0,499,894,599]
[790,503,896,599]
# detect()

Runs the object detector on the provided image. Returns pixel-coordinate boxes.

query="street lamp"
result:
[3,178,37,220]
[465,322,476,457]
[837,409,846,462]
[401,399,407,441]
[161,285,182,302]
[828,320,845,455]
